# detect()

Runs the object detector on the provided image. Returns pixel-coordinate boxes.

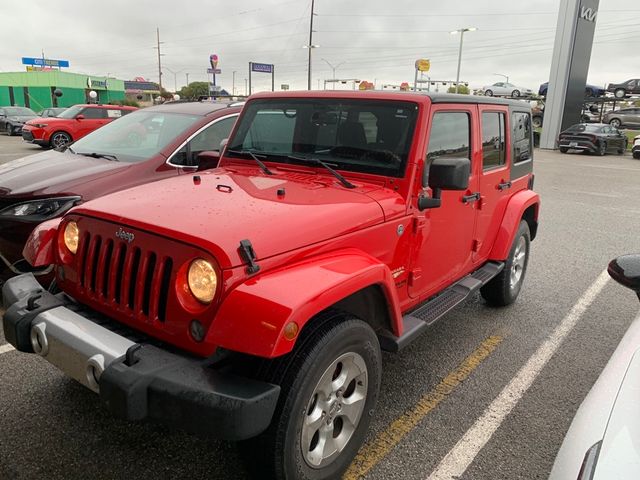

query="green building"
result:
[0,71,126,111]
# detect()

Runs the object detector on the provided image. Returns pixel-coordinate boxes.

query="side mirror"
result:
[419,157,470,210]
[608,255,640,295]
[75,114,85,120]
[196,150,221,171]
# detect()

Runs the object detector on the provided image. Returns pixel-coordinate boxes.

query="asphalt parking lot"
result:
[1,134,640,479]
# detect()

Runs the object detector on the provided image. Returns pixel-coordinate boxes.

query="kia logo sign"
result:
[580,6,597,22]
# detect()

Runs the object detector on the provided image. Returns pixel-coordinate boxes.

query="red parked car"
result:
[0,101,241,284]
[21,104,138,149]
[3,91,539,479]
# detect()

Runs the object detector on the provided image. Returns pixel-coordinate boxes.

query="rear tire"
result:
[618,141,627,155]
[512,90,520,98]
[609,118,621,128]
[481,220,530,307]
[241,311,382,480]
[634,152,640,159]
[6,124,13,136]
[559,147,569,153]
[614,88,626,99]
[485,89,493,97]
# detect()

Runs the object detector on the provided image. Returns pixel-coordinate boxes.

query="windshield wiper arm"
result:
[287,155,356,189]
[77,152,118,162]
[226,149,273,175]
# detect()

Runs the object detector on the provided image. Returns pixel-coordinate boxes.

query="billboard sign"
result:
[415,59,431,72]
[251,62,274,74]
[209,54,219,69]
[22,57,70,68]
[207,68,222,74]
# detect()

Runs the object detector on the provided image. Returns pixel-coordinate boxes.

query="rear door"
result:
[473,106,511,263]
[77,107,107,137]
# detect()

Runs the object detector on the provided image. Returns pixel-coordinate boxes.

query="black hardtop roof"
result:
[143,101,239,116]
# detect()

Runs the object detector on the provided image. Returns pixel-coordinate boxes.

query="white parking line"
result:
[427,269,611,480]
[0,344,15,355]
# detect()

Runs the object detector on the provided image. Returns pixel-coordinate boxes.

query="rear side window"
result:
[512,112,532,163]
[426,112,470,162]
[107,109,123,118]
[481,112,506,170]
[81,108,106,119]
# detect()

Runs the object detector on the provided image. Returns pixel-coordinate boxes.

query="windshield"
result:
[70,109,201,163]
[226,99,419,177]
[57,105,84,119]
[5,107,36,116]
[567,124,603,133]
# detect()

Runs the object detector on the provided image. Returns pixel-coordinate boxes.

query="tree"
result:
[447,85,470,94]
[178,82,210,100]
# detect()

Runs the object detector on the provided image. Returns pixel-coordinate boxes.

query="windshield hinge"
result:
[239,239,260,275]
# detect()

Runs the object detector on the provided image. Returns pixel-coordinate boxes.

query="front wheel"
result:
[484,89,493,97]
[559,147,569,153]
[50,131,72,150]
[614,88,626,99]
[512,90,520,98]
[242,312,382,480]
[6,124,13,136]
[598,141,607,156]
[481,220,531,306]
[609,118,621,128]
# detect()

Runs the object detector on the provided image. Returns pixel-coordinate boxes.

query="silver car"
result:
[482,82,533,98]
[603,107,640,129]
[549,254,640,480]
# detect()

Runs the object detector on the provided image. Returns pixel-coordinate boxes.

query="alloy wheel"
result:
[510,236,527,290]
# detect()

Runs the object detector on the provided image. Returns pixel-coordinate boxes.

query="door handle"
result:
[462,192,481,204]
[497,181,512,191]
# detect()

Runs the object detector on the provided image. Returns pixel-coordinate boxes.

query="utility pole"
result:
[185,73,189,86]
[307,0,316,90]
[155,27,164,95]
[232,71,237,95]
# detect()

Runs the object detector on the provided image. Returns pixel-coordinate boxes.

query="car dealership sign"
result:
[22,57,70,68]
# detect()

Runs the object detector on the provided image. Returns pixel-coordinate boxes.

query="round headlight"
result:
[188,259,217,304]
[63,221,79,254]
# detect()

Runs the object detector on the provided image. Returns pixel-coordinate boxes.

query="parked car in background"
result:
[483,82,533,98]
[549,254,640,480]
[633,135,640,159]
[558,123,628,155]
[0,106,38,136]
[0,101,241,283]
[538,82,605,98]
[37,107,67,118]
[607,79,640,99]
[21,104,138,149]
[603,107,640,129]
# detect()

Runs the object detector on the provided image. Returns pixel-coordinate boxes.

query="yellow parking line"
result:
[344,335,504,480]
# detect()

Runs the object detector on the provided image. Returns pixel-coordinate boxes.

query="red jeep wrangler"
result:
[2,91,539,479]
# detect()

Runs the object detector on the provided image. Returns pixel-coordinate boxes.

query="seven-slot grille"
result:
[76,231,173,322]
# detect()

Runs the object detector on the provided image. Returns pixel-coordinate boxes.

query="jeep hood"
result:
[72,167,388,269]
[0,150,129,198]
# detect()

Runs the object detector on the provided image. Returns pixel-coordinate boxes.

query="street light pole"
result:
[451,27,476,93]
[494,72,509,83]
[232,71,237,95]
[321,59,345,90]
[185,73,189,86]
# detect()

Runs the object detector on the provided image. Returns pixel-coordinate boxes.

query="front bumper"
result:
[21,127,48,145]
[1,273,280,441]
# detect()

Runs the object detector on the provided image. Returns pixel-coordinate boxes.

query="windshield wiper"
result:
[226,149,273,175]
[287,155,356,189]
[77,152,118,162]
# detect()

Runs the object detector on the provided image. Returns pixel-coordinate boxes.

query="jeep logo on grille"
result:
[115,227,135,243]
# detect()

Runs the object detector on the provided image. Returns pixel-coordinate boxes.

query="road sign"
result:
[207,68,222,74]
[251,62,274,74]
[415,59,431,72]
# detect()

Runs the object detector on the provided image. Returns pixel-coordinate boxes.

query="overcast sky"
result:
[0,0,638,94]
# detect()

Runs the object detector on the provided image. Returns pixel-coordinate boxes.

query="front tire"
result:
[559,147,569,153]
[485,89,493,97]
[512,90,520,98]
[481,220,530,306]
[597,141,607,156]
[6,124,13,136]
[242,312,382,480]
[609,118,621,128]
[50,131,72,150]
[614,88,626,99]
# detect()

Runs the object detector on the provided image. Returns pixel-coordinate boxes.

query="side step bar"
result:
[378,261,504,352]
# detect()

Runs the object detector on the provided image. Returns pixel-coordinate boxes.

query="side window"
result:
[172,116,237,167]
[81,108,105,119]
[426,112,470,162]
[481,112,506,170]
[512,112,532,163]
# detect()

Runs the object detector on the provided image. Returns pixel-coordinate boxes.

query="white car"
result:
[549,254,640,480]
[482,82,533,98]
[633,135,640,159]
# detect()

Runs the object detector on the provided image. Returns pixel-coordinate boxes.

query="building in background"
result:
[124,77,160,106]
[0,71,125,110]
